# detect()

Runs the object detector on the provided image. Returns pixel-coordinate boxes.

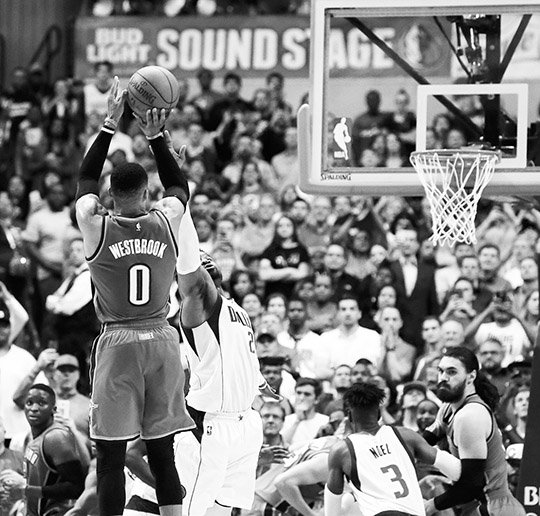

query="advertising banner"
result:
[74,15,452,79]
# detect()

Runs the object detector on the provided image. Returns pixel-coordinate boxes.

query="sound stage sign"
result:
[74,15,452,79]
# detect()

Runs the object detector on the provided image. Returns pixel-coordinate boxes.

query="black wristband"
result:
[149,135,189,204]
[41,459,85,500]
[434,458,486,510]
[76,129,113,200]
[422,429,440,446]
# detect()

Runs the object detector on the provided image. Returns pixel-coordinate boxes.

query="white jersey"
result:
[180,295,262,413]
[346,426,425,516]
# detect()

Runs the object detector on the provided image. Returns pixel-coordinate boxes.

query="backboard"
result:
[298,0,540,196]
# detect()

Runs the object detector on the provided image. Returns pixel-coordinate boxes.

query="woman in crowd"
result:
[372,284,398,329]
[228,268,256,304]
[241,292,264,330]
[265,292,288,328]
[259,215,310,298]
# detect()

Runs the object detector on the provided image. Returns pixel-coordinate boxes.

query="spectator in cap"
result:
[52,354,90,439]
[255,330,290,364]
[498,359,532,427]
[397,381,427,432]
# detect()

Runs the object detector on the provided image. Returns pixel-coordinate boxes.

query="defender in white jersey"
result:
[325,383,461,516]
[175,198,279,516]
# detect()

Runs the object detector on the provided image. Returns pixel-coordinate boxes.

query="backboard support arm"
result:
[498,14,532,81]
[345,16,482,139]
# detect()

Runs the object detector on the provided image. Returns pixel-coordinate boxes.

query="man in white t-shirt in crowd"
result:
[466,289,533,366]
[277,298,321,378]
[0,282,34,446]
[83,61,114,118]
[314,296,382,380]
[281,378,329,447]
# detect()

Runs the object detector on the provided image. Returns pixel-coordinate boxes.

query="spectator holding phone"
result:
[439,277,477,327]
[465,289,533,365]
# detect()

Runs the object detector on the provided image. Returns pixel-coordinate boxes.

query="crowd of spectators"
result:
[0,55,536,514]
[89,0,311,17]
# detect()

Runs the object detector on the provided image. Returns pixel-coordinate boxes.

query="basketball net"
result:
[410,149,500,246]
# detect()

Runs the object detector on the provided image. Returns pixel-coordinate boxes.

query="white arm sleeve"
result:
[324,486,343,516]
[176,205,201,275]
[434,449,462,482]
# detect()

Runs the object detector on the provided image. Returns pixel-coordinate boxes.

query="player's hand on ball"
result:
[106,76,127,126]
[137,108,169,139]
[164,130,186,168]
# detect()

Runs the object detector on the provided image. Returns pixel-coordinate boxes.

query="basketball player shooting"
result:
[75,77,194,516]
[422,347,525,516]
[165,136,280,516]
[324,382,461,516]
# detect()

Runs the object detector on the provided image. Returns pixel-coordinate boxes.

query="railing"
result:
[29,25,63,84]
[0,33,5,91]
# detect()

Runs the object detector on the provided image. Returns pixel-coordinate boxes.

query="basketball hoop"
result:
[410,149,500,247]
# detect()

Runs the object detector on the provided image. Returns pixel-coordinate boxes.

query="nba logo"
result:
[136,222,141,232]
[332,117,352,163]
[206,425,213,436]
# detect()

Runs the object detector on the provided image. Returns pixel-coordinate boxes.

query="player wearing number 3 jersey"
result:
[325,382,462,516]
[75,78,194,516]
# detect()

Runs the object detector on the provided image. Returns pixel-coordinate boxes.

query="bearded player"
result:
[423,346,525,515]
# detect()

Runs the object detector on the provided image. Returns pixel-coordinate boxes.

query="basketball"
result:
[127,65,180,119]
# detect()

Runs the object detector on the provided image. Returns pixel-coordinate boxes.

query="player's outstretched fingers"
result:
[144,108,153,127]
[111,76,119,98]
[151,107,159,126]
